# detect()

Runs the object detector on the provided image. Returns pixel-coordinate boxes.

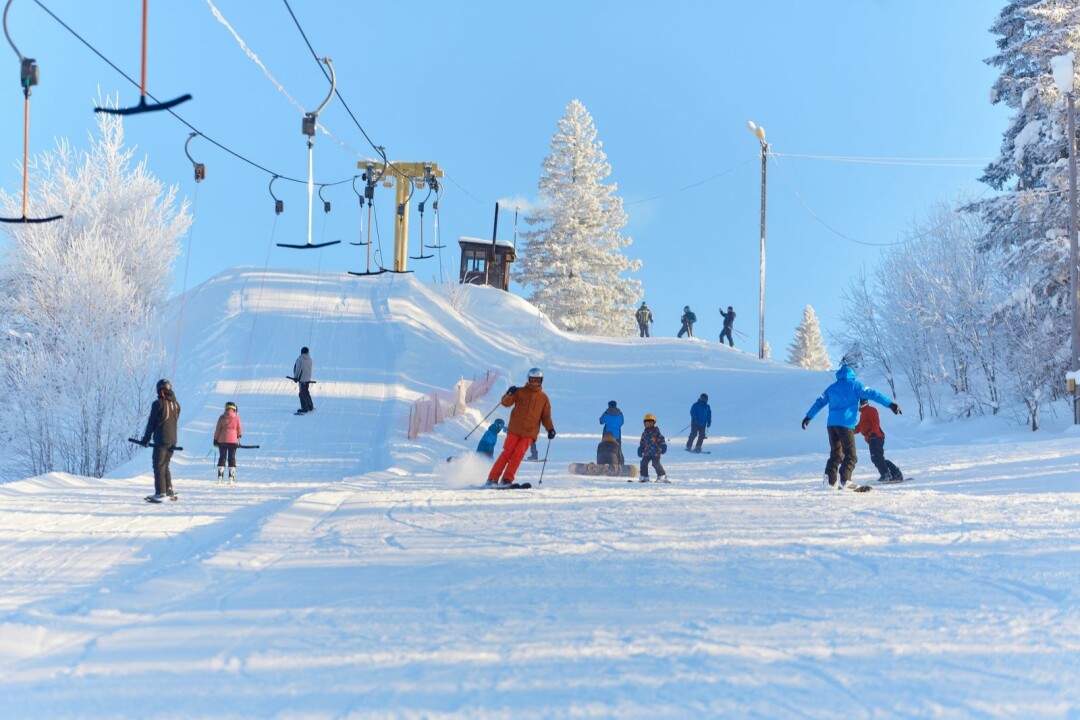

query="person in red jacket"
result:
[213,401,243,484]
[854,398,902,482]
[487,368,555,485]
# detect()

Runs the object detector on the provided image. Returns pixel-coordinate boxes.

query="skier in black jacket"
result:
[678,306,697,338]
[140,378,181,500]
[719,306,736,347]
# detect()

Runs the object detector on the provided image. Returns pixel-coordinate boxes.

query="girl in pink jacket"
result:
[213,401,243,483]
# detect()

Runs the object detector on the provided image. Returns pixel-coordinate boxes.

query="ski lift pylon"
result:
[94,0,191,117]
[0,0,61,224]
[278,57,340,250]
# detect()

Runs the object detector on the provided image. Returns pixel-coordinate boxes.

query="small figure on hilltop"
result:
[487,368,555,486]
[213,401,243,484]
[802,364,900,491]
[292,346,314,415]
[678,306,697,338]
[855,399,903,482]
[636,302,654,338]
[686,393,711,453]
[597,432,625,468]
[719,306,736,347]
[140,378,180,502]
[599,400,624,443]
[637,413,668,482]
[476,418,506,458]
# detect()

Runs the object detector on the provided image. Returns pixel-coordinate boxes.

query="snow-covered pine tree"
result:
[787,305,831,370]
[0,108,189,479]
[977,0,1080,410]
[515,100,642,335]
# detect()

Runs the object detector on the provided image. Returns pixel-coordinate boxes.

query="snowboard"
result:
[875,476,912,484]
[637,477,671,483]
[568,462,638,478]
[684,448,712,454]
[822,479,872,492]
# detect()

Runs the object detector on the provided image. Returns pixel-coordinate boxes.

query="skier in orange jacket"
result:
[486,368,555,485]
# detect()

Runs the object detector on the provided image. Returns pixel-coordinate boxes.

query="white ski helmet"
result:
[527,367,543,382]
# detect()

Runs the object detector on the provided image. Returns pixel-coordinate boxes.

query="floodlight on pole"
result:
[747,120,768,359]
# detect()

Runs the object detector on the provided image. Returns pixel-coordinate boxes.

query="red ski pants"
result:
[488,432,532,483]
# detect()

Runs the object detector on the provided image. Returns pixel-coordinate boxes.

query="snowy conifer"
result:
[515,100,642,335]
[978,2,1080,387]
[787,305,831,370]
[0,109,189,478]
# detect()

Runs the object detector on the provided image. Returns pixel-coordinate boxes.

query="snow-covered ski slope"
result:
[2,268,1079,718]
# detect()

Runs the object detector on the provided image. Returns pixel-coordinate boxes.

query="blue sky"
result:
[1,0,1008,358]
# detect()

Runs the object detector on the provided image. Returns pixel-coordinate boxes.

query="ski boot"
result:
[228,467,236,485]
[216,466,225,484]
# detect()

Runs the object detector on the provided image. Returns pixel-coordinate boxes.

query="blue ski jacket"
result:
[690,400,711,427]
[476,419,505,457]
[805,365,893,429]
[599,407,624,441]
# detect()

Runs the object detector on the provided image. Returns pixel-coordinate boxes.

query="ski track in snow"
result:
[1,270,1079,718]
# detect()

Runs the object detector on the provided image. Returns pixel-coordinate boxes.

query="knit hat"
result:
[608,400,617,408]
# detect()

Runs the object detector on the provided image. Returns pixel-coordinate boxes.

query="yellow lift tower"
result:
[357,160,444,273]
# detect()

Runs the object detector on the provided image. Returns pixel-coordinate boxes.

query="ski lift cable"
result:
[279,0,405,180]
[0,0,61,224]
[29,0,353,187]
[202,0,362,159]
[625,157,757,206]
[171,179,199,377]
[95,0,191,116]
[767,152,908,248]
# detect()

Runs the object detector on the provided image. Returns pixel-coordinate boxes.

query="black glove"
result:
[547,428,556,439]
[213,440,219,448]
[801,417,810,430]
[505,385,518,396]
[660,443,667,455]
[140,439,150,447]
[637,449,643,458]
[890,403,902,415]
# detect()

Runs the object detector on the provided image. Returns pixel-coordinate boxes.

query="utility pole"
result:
[1052,53,1079,422]
[748,121,768,359]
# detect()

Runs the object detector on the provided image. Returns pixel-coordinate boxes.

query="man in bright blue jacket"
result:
[802,365,901,489]
[686,393,711,452]
[599,400,624,443]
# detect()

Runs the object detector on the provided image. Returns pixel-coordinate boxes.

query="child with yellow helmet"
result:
[637,413,669,483]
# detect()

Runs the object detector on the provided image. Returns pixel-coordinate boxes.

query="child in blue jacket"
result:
[476,419,506,458]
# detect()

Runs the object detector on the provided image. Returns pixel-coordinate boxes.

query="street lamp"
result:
[1051,52,1079,423]
[747,120,768,359]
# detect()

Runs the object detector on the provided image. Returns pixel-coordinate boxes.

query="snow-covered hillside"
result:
[2,269,1078,718]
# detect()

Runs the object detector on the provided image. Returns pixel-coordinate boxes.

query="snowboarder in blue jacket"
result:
[599,400,624,443]
[476,418,506,458]
[802,364,901,489]
[686,393,711,452]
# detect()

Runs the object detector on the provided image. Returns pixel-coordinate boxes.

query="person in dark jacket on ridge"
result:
[140,378,181,500]
[599,400,624,444]
[678,306,697,338]
[719,306,736,347]
[596,432,625,468]
[636,302,653,337]
[686,393,712,453]
[802,364,901,490]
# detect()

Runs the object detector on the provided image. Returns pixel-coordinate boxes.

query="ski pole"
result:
[464,399,502,440]
[537,435,553,485]
[680,423,691,433]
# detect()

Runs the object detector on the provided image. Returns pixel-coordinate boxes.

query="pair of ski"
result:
[486,482,532,490]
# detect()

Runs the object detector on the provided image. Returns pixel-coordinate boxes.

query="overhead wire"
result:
[30,0,354,187]
[770,152,993,168]
[279,0,403,180]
